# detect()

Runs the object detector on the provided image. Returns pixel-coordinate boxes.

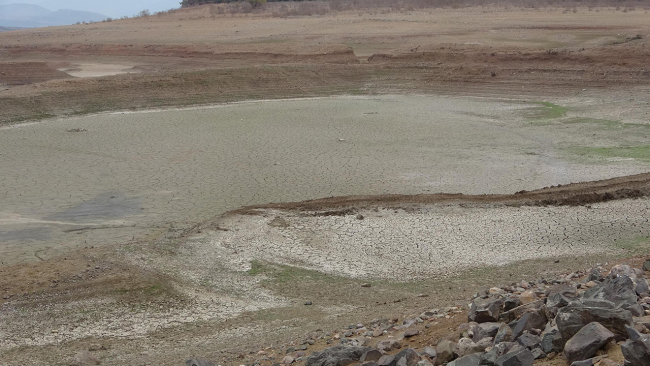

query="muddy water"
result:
[0,95,645,264]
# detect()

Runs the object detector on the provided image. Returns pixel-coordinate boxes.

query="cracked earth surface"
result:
[1,94,648,265]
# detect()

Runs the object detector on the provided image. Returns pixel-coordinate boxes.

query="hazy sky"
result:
[0,0,182,17]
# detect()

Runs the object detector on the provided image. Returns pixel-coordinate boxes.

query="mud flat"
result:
[1,94,649,265]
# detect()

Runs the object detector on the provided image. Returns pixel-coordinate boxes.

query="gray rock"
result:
[186,359,214,366]
[475,323,502,342]
[377,340,402,353]
[447,353,481,366]
[628,303,645,317]
[494,346,534,366]
[416,360,433,366]
[388,348,421,366]
[494,323,513,344]
[547,284,579,310]
[421,346,437,360]
[378,355,395,366]
[643,260,650,272]
[511,312,546,339]
[587,269,603,283]
[480,342,517,366]
[71,351,101,366]
[636,279,649,296]
[609,265,636,280]
[361,350,383,363]
[457,338,483,358]
[583,276,637,308]
[498,300,545,324]
[435,340,457,365]
[556,301,632,342]
[504,297,521,312]
[530,348,546,360]
[306,345,373,366]
[621,333,650,366]
[469,298,504,323]
[516,332,541,350]
[404,329,419,338]
[563,322,615,363]
[540,327,563,354]
[569,359,594,366]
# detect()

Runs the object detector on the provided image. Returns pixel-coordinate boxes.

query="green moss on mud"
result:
[570,145,650,162]
[529,101,568,119]
[247,260,345,284]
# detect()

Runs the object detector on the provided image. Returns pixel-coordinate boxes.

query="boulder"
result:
[469,298,504,323]
[540,327,563,354]
[306,345,373,366]
[516,332,541,350]
[563,322,615,363]
[457,338,483,358]
[494,346,534,366]
[361,350,383,363]
[377,340,402,353]
[583,276,637,308]
[494,323,513,344]
[643,260,650,272]
[621,333,650,366]
[556,301,633,342]
[511,312,546,339]
[587,269,603,283]
[475,323,502,342]
[519,290,536,305]
[479,342,513,365]
[71,351,101,366]
[504,297,521,312]
[531,348,546,360]
[186,359,214,366]
[447,353,481,366]
[609,265,636,281]
[378,355,395,366]
[421,346,437,360]
[546,284,579,317]
[636,279,649,296]
[388,348,421,366]
[498,300,545,324]
[435,340,457,365]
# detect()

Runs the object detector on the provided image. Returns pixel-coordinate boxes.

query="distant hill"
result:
[0,3,108,28]
[0,26,24,33]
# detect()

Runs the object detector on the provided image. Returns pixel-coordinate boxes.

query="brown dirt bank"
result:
[2,41,650,124]
[224,172,650,216]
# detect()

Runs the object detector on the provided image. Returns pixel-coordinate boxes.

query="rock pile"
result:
[187,260,650,366]
[303,261,650,366]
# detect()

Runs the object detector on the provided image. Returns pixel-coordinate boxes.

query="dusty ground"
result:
[2,4,650,366]
[3,94,650,265]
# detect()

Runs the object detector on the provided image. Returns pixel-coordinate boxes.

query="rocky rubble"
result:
[182,260,650,366]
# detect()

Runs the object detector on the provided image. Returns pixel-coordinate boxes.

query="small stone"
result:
[186,359,215,366]
[304,301,312,305]
[88,344,105,352]
[564,322,615,363]
[643,259,650,272]
[404,329,419,338]
[71,351,101,366]
[519,289,536,305]
[282,355,295,365]
[361,283,372,288]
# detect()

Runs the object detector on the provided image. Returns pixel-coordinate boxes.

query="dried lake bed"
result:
[1,94,648,265]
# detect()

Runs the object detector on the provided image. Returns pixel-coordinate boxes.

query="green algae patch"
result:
[529,101,568,119]
[571,145,650,163]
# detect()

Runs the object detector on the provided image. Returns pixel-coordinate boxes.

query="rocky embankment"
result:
[68,259,650,366]
[181,260,650,366]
